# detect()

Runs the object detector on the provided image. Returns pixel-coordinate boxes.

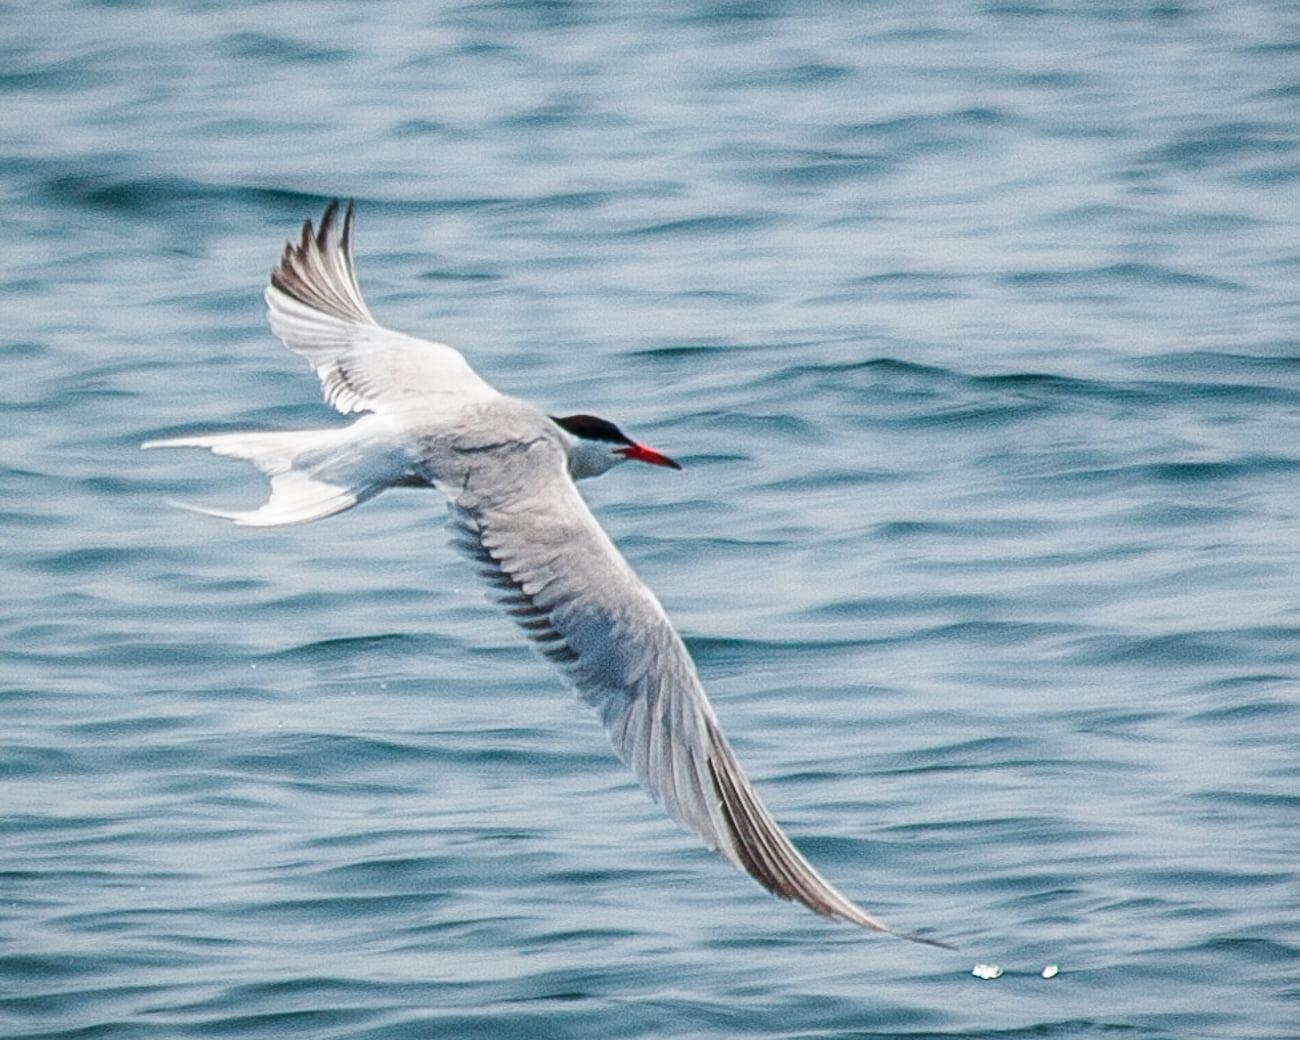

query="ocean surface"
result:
[3,2,1299,1037]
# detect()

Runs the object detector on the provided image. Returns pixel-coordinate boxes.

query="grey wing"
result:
[447,435,945,943]
[265,200,498,415]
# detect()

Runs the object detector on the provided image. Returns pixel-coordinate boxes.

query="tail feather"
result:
[143,422,411,526]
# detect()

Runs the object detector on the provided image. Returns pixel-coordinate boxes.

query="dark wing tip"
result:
[315,198,341,250]
[267,199,373,325]
[341,198,357,259]
[704,721,951,948]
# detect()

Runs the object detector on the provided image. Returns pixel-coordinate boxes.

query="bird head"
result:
[551,414,682,480]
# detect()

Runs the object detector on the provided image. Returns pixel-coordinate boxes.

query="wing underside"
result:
[446,438,948,946]
[264,200,497,415]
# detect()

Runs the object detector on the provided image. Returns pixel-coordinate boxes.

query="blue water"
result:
[4,2,1299,1037]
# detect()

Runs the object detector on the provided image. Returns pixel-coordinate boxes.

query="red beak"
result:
[619,443,683,470]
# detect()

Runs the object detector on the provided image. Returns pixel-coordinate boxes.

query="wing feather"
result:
[264,200,497,415]
[447,435,949,945]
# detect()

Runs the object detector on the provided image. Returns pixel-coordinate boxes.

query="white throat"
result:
[567,436,623,480]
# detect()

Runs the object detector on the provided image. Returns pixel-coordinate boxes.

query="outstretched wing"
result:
[265,200,498,415]
[448,433,948,946]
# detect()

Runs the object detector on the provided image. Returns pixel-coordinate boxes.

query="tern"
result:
[146,201,948,948]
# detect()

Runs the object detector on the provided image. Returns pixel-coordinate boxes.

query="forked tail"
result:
[143,419,412,526]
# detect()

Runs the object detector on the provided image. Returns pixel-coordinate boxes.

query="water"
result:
[3,2,1299,1037]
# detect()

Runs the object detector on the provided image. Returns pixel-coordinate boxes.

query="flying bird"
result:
[145,201,948,948]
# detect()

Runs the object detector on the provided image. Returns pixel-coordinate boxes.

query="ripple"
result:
[221,31,356,63]
[999,262,1245,293]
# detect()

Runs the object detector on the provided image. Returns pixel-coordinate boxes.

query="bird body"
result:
[146,201,947,948]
